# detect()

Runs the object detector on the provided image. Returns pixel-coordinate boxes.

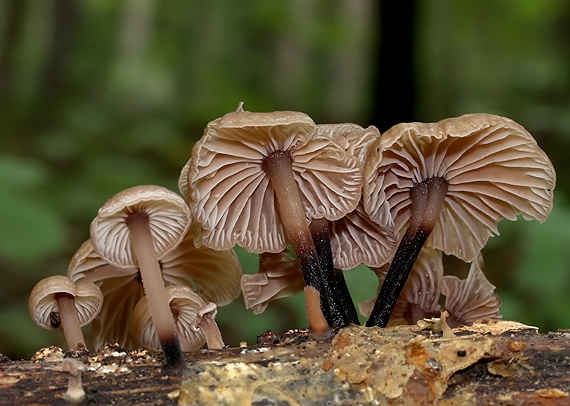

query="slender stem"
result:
[126,211,185,369]
[310,218,359,326]
[55,292,86,350]
[198,317,225,349]
[304,286,331,339]
[262,151,334,332]
[366,177,448,327]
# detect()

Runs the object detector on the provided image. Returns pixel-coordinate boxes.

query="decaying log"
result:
[1,320,569,405]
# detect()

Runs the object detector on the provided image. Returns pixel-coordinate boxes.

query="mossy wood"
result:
[1,320,569,405]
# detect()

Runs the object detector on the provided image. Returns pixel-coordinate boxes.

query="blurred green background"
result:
[1,0,570,360]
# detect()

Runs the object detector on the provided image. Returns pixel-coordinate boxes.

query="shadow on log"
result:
[0,320,569,405]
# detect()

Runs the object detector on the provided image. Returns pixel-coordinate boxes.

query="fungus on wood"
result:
[363,113,556,327]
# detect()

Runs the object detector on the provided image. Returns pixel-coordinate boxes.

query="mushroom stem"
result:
[366,177,448,327]
[309,218,359,326]
[55,293,86,350]
[262,151,336,332]
[125,211,185,369]
[61,358,86,403]
[193,303,224,350]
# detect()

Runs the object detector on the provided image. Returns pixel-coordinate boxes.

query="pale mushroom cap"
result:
[28,275,104,330]
[317,123,380,164]
[363,113,556,261]
[159,227,243,306]
[241,250,304,314]
[130,285,210,352]
[183,108,363,253]
[441,252,502,325]
[329,202,397,270]
[90,185,191,267]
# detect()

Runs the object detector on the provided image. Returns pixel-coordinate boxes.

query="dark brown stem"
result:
[262,151,334,333]
[310,218,359,327]
[366,177,448,327]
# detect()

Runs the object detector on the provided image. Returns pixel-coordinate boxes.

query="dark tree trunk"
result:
[371,0,417,132]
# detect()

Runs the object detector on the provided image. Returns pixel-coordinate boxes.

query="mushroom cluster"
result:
[29,105,556,361]
[29,185,242,369]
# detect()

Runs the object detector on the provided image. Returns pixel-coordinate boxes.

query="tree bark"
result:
[1,320,569,405]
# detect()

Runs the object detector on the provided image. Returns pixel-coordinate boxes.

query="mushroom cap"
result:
[28,275,103,330]
[241,250,305,314]
[90,185,191,267]
[317,123,380,164]
[441,252,501,326]
[183,108,363,253]
[68,239,137,284]
[130,285,211,352]
[329,202,397,270]
[159,227,243,306]
[363,113,556,261]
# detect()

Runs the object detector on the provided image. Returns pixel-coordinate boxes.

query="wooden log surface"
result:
[1,320,569,405]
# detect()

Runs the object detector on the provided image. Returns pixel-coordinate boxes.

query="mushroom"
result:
[69,227,241,350]
[28,275,103,351]
[89,185,190,368]
[363,113,556,327]
[61,358,87,403]
[182,105,363,335]
[441,252,502,327]
[131,285,224,351]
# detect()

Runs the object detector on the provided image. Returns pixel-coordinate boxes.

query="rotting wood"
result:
[0,320,569,405]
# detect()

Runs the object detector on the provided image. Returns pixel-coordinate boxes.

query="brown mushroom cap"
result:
[363,113,556,262]
[241,250,304,314]
[183,108,363,253]
[28,275,103,330]
[329,202,397,270]
[90,185,191,267]
[441,252,502,327]
[131,285,221,351]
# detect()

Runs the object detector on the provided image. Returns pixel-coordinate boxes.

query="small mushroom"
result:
[90,185,190,368]
[131,285,224,351]
[241,250,304,314]
[28,275,103,351]
[182,105,363,335]
[441,252,502,327]
[61,358,86,403]
[363,114,556,327]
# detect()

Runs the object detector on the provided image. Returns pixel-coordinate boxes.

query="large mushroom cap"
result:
[28,275,103,330]
[183,108,363,253]
[363,113,556,262]
[90,185,191,267]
